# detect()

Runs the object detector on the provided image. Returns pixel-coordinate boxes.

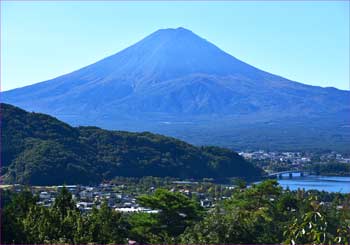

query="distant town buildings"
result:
[11,181,219,213]
[239,150,349,173]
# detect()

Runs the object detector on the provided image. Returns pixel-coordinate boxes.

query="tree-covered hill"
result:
[1,103,263,185]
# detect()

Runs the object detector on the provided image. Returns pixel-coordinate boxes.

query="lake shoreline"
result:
[277,175,350,193]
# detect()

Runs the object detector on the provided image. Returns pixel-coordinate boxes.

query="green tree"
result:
[127,212,160,243]
[284,196,336,244]
[137,188,203,242]
[181,180,285,243]
[53,186,76,217]
[87,200,127,244]
[1,189,38,243]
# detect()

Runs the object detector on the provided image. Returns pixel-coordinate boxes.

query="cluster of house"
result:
[239,150,311,165]
[239,150,350,166]
[34,183,215,213]
[35,184,143,213]
[319,152,350,163]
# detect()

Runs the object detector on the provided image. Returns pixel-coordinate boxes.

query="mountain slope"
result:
[1,103,262,185]
[3,27,349,118]
[2,27,349,151]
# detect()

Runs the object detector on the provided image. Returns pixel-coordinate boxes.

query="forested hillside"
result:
[1,103,262,185]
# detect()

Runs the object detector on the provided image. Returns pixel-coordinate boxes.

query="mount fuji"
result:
[2,27,349,151]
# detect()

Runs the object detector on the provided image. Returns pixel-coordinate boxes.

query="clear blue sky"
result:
[1,1,349,91]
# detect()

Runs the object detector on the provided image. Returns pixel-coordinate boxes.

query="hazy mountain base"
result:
[61,111,350,153]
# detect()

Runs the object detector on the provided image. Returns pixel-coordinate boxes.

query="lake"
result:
[277,175,350,193]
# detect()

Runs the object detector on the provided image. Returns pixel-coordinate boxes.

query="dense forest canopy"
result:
[1,103,262,185]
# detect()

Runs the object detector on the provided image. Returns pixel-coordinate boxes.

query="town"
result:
[239,150,350,173]
[4,178,236,213]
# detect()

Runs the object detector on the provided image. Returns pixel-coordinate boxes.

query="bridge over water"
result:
[268,170,314,179]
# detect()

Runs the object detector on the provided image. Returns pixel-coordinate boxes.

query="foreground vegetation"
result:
[1,180,349,244]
